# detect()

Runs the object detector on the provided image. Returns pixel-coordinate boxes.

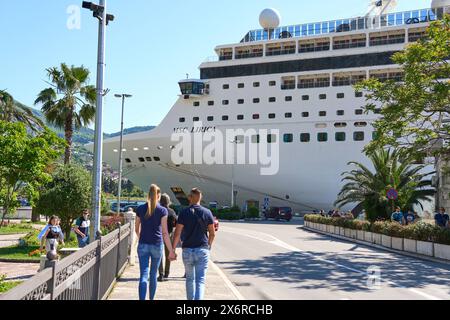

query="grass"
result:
[0,280,23,294]
[0,245,41,262]
[0,224,34,235]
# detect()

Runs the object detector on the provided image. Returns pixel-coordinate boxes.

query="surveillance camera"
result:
[82,1,93,10]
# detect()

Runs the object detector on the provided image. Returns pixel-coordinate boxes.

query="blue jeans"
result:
[77,236,90,248]
[182,248,210,300]
[138,243,163,300]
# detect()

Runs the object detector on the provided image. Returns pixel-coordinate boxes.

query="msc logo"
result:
[67,5,81,30]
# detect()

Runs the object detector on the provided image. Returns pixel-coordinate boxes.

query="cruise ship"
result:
[98,1,450,213]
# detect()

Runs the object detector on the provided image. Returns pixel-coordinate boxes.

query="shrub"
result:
[410,221,436,242]
[433,227,450,245]
[101,215,124,234]
[215,211,242,221]
[384,223,405,238]
[352,220,371,231]
[245,207,260,219]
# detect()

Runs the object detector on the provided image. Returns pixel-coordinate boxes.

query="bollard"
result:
[124,211,137,266]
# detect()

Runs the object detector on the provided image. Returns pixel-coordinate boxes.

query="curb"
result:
[209,260,245,300]
[303,226,450,266]
[0,259,40,264]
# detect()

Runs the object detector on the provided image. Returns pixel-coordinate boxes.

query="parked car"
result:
[122,204,140,213]
[214,216,219,232]
[264,207,293,222]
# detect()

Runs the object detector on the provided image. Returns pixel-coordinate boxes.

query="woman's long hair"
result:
[146,184,161,219]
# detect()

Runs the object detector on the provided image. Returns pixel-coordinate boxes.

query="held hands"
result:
[168,250,177,261]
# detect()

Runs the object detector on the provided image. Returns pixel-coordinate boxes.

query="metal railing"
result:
[0,222,132,300]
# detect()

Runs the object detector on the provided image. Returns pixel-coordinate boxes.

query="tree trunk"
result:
[31,207,40,223]
[64,112,73,165]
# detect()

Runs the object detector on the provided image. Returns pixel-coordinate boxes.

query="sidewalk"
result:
[108,256,241,300]
[0,234,27,249]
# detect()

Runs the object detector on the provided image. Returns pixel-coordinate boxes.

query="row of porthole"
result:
[237,131,370,144]
[125,156,161,164]
[179,109,376,123]
[193,92,360,107]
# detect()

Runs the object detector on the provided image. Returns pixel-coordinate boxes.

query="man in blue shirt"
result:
[403,210,416,225]
[74,210,91,248]
[435,207,450,228]
[172,188,216,300]
[391,207,405,225]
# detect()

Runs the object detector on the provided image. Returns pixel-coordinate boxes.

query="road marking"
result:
[221,226,443,300]
[210,260,245,300]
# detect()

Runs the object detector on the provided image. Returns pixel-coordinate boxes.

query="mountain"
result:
[30,108,154,144]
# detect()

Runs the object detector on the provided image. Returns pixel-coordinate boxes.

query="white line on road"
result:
[221,226,443,300]
[210,260,246,300]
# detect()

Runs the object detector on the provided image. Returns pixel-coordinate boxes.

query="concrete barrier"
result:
[434,244,450,260]
[373,233,382,245]
[364,231,373,243]
[404,239,417,253]
[391,237,404,251]
[417,241,434,257]
[381,235,392,248]
[357,230,365,241]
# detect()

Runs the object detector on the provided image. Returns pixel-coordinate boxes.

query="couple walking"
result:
[135,185,216,300]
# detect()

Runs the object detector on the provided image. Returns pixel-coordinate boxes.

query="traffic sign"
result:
[387,188,398,200]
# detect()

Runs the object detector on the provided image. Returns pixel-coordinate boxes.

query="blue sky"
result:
[0,0,427,133]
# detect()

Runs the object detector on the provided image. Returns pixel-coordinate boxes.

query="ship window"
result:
[267,134,277,143]
[237,115,244,120]
[319,94,327,100]
[302,112,310,118]
[269,97,276,103]
[300,133,310,143]
[337,110,345,116]
[138,157,145,163]
[337,93,345,99]
[154,157,161,162]
[355,122,368,127]
[355,91,363,98]
[145,157,152,162]
[374,108,382,114]
[335,122,347,128]
[269,81,276,86]
[125,158,131,163]
[253,82,260,87]
[285,96,293,102]
[302,95,310,101]
[355,109,364,115]
[319,111,327,117]
[238,83,245,88]
[193,101,200,107]
[193,117,200,122]
[283,134,294,143]
[318,133,328,142]
[223,84,229,90]
[235,135,245,144]
[179,117,186,123]
[208,101,214,106]
[253,98,260,103]
[251,135,260,144]
[268,113,276,119]
[253,114,260,120]
[238,99,244,104]
[285,112,293,118]
[207,116,214,122]
[335,132,346,142]
[222,100,229,105]
[222,115,229,121]
[354,131,365,141]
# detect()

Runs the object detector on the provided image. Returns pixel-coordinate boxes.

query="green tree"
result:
[355,16,450,159]
[35,64,96,164]
[34,164,110,236]
[0,121,64,226]
[0,90,43,130]
[335,148,436,222]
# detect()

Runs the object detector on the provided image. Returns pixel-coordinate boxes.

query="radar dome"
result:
[259,8,281,29]
[431,0,450,9]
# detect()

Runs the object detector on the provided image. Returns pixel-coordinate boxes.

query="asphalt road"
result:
[210,219,450,300]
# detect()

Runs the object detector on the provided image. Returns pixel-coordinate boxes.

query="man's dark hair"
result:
[440,207,446,212]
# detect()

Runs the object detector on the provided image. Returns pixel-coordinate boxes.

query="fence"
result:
[0,221,133,300]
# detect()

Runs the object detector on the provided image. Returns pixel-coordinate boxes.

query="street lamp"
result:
[82,0,114,241]
[114,94,132,215]
[229,137,239,208]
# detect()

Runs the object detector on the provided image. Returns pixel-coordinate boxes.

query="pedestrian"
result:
[404,209,416,225]
[391,207,405,225]
[435,207,450,228]
[158,193,178,282]
[135,184,176,300]
[172,188,216,300]
[73,209,91,248]
[39,216,64,254]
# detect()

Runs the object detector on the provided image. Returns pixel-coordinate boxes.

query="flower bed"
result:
[304,214,450,262]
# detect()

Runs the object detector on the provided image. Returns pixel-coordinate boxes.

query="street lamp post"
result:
[114,94,132,215]
[229,137,239,208]
[82,1,114,241]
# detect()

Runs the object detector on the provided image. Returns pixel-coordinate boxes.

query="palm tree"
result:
[0,90,44,130]
[35,64,96,164]
[335,148,435,221]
